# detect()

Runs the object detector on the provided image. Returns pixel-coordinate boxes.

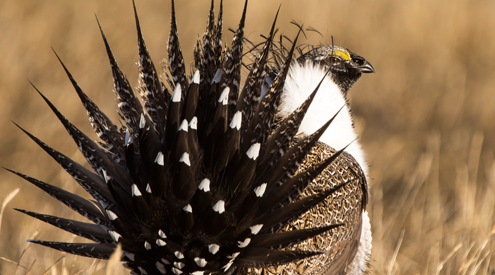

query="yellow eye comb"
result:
[331,50,351,61]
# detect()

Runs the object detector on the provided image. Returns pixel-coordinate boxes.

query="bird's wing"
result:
[248,140,368,275]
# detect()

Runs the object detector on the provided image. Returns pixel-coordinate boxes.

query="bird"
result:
[10,1,374,274]
[250,45,374,275]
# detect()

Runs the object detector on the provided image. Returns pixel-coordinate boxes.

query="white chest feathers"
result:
[278,62,368,176]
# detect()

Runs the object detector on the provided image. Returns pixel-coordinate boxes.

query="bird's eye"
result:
[329,56,340,63]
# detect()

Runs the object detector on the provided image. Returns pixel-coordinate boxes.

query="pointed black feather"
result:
[96,17,144,137]
[166,84,182,146]
[214,0,224,65]
[133,0,167,133]
[129,183,151,219]
[31,84,133,190]
[193,36,202,72]
[184,70,200,121]
[228,141,259,198]
[27,240,116,260]
[206,85,229,137]
[14,122,114,207]
[225,0,248,117]
[15,209,112,243]
[212,110,241,171]
[172,120,195,201]
[255,183,346,232]
[7,169,111,227]
[124,129,149,190]
[250,224,342,248]
[239,248,324,265]
[52,50,124,165]
[251,29,302,147]
[199,0,217,89]
[237,7,279,144]
[168,0,188,93]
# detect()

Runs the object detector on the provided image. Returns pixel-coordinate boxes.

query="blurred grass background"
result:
[1,0,495,274]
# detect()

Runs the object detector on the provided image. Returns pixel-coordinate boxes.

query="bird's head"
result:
[298,45,374,95]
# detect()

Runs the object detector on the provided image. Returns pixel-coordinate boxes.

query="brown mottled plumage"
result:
[248,141,369,275]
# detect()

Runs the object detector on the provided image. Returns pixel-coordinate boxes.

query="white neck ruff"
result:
[279,62,368,176]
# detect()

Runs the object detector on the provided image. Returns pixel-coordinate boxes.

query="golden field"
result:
[0,0,494,274]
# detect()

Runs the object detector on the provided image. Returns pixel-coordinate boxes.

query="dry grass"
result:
[1,0,494,274]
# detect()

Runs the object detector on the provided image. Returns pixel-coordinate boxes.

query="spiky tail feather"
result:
[11,1,354,274]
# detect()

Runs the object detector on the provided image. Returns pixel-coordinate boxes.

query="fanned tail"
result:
[10,2,363,275]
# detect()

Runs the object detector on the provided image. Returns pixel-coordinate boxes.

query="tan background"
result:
[1,0,494,274]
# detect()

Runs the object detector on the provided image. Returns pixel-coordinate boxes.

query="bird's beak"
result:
[358,60,375,73]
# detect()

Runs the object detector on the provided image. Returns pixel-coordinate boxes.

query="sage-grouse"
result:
[11,1,374,274]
